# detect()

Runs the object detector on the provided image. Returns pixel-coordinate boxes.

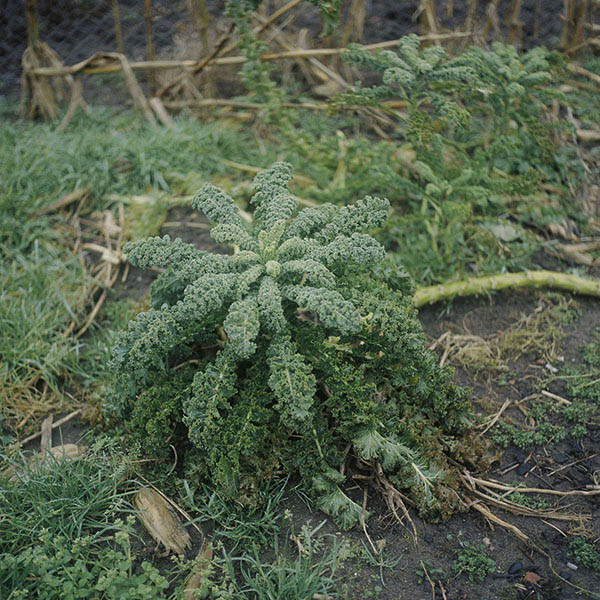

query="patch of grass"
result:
[0,106,267,247]
[181,477,288,552]
[0,440,131,555]
[0,247,93,429]
[0,441,198,599]
[224,532,345,600]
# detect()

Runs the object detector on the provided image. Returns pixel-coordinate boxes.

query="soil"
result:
[35,205,600,600]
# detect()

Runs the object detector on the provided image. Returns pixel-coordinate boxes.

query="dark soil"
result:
[39,206,600,599]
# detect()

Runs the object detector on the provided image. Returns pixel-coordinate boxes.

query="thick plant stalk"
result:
[414,271,600,307]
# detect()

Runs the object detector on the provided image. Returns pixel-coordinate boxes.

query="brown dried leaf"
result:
[102,210,121,238]
[523,571,542,585]
[556,243,594,266]
[133,487,191,555]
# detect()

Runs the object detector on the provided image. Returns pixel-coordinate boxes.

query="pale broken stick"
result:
[16,409,83,447]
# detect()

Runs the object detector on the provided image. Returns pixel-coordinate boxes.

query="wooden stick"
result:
[40,415,53,454]
[157,23,235,98]
[566,62,600,86]
[16,409,83,446]
[76,290,107,338]
[541,389,572,406]
[143,0,156,92]
[470,500,530,542]
[162,98,406,114]
[118,53,157,126]
[479,398,512,435]
[149,97,175,128]
[35,186,90,216]
[218,0,310,58]
[112,0,124,54]
[472,476,600,497]
[25,0,40,51]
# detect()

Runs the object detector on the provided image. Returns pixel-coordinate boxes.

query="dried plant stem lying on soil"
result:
[414,270,600,307]
[457,472,600,598]
[27,33,475,78]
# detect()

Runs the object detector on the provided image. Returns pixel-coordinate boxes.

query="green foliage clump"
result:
[344,36,474,132]
[452,538,496,582]
[568,536,600,572]
[0,523,177,600]
[330,36,587,284]
[108,163,478,529]
[0,443,192,599]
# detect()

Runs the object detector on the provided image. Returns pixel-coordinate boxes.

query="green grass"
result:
[0,441,192,599]
[226,536,343,600]
[0,440,132,555]
[181,477,288,552]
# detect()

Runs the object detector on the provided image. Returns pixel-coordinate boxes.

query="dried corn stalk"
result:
[133,487,191,555]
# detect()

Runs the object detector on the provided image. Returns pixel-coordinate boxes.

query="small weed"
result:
[452,536,496,582]
[568,537,600,572]
[360,540,402,587]
[415,561,444,585]
[506,489,550,510]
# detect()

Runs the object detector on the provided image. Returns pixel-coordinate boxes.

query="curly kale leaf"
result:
[283,285,361,335]
[224,295,260,359]
[267,334,316,430]
[192,183,245,228]
[124,235,200,269]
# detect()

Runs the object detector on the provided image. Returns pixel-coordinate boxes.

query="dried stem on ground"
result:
[414,271,600,307]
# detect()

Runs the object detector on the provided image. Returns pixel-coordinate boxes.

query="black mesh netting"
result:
[0,0,581,104]
[1,0,196,100]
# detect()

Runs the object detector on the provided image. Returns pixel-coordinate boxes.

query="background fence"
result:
[3,1,598,109]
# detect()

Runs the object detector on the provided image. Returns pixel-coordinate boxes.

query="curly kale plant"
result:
[343,35,475,134]
[109,163,477,528]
